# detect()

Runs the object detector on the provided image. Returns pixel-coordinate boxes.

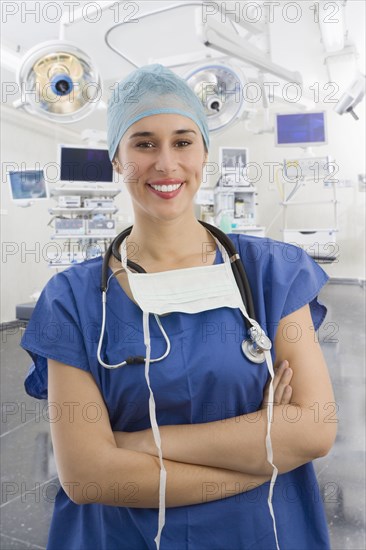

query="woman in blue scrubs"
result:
[21,64,337,549]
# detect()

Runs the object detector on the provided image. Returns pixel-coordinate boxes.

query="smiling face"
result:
[113,114,208,225]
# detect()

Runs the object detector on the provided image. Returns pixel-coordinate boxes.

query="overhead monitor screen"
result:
[275,112,327,146]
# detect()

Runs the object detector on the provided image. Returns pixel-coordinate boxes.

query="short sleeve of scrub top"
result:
[20,234,331,550]
[20,269,91,399]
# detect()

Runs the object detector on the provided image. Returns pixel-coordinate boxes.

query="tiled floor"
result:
[1,283,365,549]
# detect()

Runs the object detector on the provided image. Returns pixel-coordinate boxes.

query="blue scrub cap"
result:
[107,64,210,161]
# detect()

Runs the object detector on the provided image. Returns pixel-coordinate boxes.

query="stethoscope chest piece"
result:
[242,325,272,364]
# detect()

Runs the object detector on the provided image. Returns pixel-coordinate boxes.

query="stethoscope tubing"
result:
[97,288,172,369]
[97,221,268,367]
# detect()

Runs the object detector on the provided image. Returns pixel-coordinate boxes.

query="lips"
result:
[146,181,184,199]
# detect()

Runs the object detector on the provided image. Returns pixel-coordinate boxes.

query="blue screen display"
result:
[9,170,47,200]
[276,113,326,145]
[60,147,113,183]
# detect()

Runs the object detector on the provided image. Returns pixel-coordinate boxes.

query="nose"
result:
[154,144,178,173]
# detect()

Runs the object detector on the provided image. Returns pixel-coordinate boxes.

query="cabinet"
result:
[281,175,339,263]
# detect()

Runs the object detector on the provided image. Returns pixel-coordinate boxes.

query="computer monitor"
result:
[275,112,327,147]
[8,169,48,201]
[59,144,113,184]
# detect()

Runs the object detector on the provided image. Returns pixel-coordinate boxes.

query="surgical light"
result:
[15,41,102,123]
[184,64,247,133]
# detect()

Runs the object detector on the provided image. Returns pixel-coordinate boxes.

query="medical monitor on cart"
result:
[59,144,113,185]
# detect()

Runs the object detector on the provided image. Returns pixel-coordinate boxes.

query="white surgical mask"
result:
[120,234,280,550]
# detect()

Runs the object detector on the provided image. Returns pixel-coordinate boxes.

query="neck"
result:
[126,215,216,266]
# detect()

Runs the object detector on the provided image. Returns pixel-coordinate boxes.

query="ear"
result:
[112,159,122,174]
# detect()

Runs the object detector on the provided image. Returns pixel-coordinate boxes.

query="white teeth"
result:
[149,183,183,192]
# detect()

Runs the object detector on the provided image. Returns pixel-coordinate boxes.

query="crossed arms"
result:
[47,304,337,507]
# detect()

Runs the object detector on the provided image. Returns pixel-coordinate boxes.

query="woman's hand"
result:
[260,360,293,409]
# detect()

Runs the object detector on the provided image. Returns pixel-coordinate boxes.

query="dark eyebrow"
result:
[128,129,197,140]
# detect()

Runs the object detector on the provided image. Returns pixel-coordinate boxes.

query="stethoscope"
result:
[98,220,272,367]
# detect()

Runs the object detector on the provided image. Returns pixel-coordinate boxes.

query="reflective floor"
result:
[1,283,365,549]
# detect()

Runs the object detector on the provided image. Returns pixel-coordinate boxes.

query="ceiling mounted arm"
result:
[198,15,302,86]
[213,1,266,35]
[104,1,301,85]
[104,2,206,69]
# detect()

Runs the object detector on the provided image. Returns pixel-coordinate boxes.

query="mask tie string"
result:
[142,310,167,550]
[120,238,166,549]
[263,348,280,550]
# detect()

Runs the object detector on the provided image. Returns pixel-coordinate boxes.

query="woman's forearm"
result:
[72,447,271,508]
[112,352,334,478]
[164,406,326,476]
[117,405,324,478]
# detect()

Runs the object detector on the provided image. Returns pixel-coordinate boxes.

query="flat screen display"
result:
[8,170,48,200]
[60,146,113,183]
[275,112,326,146]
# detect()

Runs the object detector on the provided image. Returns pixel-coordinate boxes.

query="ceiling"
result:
[1,0,365,136]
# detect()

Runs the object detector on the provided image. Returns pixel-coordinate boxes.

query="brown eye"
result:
[176,141,191,147]
[136,142,154,148]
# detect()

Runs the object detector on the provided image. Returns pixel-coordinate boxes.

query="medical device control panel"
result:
[58,195,81,208]
[86,219,116,236]
[55,218,85,235]
[84,198,115,209]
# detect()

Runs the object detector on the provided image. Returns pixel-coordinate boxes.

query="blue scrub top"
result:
[21,234,331,550]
